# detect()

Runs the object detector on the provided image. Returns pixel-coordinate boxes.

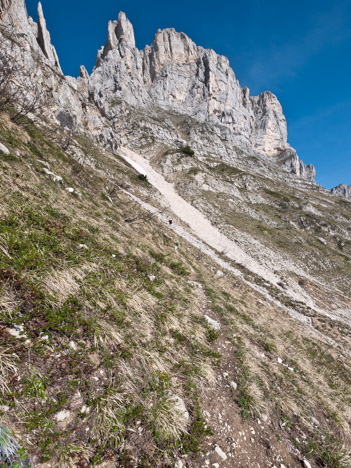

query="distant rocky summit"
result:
[331,184,351,200]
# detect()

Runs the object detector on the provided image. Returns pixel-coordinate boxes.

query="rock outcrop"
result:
[331,184,351,200]
[278,149,316,182]
[90,14,293,158]
[0,0,62,71]
[0,0,34,41]
[37,2,62,71]
[0,3,318,183]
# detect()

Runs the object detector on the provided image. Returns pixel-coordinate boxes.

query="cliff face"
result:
[88,12,316,180]
[1,4,315,181]
[331,184,351,200]
[90,14,289,157]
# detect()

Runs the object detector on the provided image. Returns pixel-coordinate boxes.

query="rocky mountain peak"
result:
[90,14,311,169]
[0,2,318,184]
[331,183,351,200]
[149,28,198,73]
[101,11,135,60]
[37,2,62,71]
[116,11,135,47]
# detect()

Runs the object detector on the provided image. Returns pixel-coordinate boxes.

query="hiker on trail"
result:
[168,220,173,225]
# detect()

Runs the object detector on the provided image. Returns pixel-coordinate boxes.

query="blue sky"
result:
[25,0,351,189]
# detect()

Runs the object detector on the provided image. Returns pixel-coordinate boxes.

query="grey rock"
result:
[278,149,316,181]
[214,445,227,461]
[0,0,34,43]
[204,314,220,330]
[331,184,351,200]
[170,395,189,422]
[89,12,293,157]
[229,381,238,390]
[116,11,135,47]
[0,142,10,155]
[37,2,62,71]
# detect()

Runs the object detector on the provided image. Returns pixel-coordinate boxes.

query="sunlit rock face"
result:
[0,3,315,180]
[88,12,315,179]
[331,184,351,200]
[278,149,316,182]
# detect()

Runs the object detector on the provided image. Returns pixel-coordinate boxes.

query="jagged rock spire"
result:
[0,0,62,72]
[116,12,135,47]
[101,11,135,59]
[331,184,351,200]
[0,0,32,36]
[37,2,62,71]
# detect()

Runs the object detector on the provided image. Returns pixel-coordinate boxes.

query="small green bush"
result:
[180,146,195,156]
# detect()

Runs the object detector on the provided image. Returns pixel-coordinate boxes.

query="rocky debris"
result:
[54,409,70,422]
[303,460,312,468]
[69,340,78,350]
[214,445,227,461]
[204,315,220,330]
[42,167,63,182]
[331,183,351,200]
[229,381,237,390]
[70,391,84,411]
[0,142,10,155]
[54,409,73,429]
[310,417,320,426]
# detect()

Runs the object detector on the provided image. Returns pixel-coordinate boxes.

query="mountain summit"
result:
[90,12,316,180]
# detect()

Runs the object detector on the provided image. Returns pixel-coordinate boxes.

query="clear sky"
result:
[25,0,351,189]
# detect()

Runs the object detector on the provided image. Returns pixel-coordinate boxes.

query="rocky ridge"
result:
[331,183,351,200]
[90,12,316,180]
[0,1,319,183]
[1,1,349,194]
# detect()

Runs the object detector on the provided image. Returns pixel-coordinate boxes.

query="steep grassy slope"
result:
[0,114,350,467]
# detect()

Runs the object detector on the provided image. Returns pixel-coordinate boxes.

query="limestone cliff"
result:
[331,184,351,200]
[88,12,315,180]
[0,3,318,183]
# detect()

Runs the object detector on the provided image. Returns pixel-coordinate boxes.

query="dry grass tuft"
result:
[93,390,129,447]
[44,264,95,304]
[0,350,18,395]
[147,392,189,440]
[94,320,123,350]
[0,290,20,320]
